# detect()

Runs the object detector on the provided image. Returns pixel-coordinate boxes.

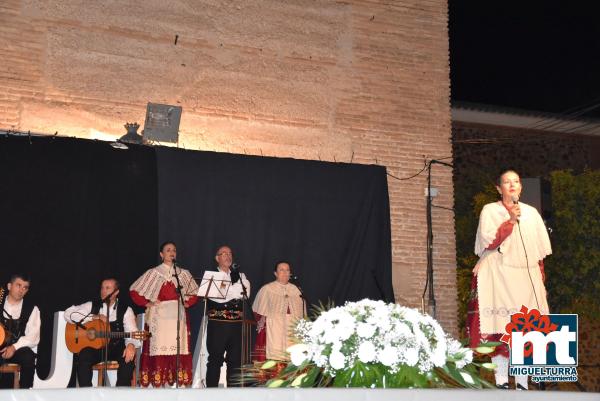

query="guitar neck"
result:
[98,331,135,339]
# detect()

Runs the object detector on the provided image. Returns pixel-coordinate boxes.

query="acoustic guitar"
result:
[0,287,9,347]
[0,321,13,349]
[65,319,150,353]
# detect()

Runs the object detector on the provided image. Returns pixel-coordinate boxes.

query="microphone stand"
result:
[194,274,214,388]
[234,266,250,387]
[172,262,185,389]
[421,158,453,318]
[102,297,111,387]
[291,277,307,318]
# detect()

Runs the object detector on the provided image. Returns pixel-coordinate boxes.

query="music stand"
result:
[194,271,230,388]
[197,271,231,300]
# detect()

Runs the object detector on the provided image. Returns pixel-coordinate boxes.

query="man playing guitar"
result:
[0,273,40,389]
[64,278,140,387]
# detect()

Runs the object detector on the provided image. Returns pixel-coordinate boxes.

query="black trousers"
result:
[0,347,36,389]
[205,320,242,387]
[76,345,134,387]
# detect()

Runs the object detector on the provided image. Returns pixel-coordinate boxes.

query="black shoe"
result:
[496,382,509,389]
[516,383,528,390]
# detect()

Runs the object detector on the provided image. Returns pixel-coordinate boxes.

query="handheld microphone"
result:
[511,194,520,222]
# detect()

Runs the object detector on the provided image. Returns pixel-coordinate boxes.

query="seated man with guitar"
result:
[0,273,40,389]
[64,278,144,387]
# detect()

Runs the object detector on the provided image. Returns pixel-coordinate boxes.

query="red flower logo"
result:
[501,306,557,357]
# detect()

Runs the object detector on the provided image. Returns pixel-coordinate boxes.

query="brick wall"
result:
[0,0,457,334]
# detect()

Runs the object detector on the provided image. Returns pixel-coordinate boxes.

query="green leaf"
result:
[261,360,277,370]
[291,373,307,387]
[267,379,285,388]
[474,346,495,354]
[301,366,322,387]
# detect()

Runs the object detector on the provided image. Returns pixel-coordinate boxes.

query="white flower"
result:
[446,337,473,368]
[288,344,310,366]
[357,341,376,363]
[446,338,463,355]
[331,340,342,352]
[309,319,327,338]
[403,347,419,366]
[357,322,377,338]
[378,346,399,367]
[455,350,473,369]
[291,298,464,378]
[329,350,346,370]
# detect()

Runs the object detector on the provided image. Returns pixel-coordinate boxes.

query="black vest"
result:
[90,299,129,349]
[0,296,35,347]
[206,267,244,316]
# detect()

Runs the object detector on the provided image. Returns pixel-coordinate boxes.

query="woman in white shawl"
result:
[252,261,305,361]
[466,170,552,390]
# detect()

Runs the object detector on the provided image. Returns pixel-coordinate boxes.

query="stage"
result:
[2,387,598,401]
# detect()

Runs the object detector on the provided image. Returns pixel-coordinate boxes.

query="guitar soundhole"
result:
[86,328,97,340]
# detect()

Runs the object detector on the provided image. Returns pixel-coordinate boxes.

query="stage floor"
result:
[2,387,599,401]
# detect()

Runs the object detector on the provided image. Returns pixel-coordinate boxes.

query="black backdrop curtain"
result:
[0,136,158,377]
[156,147,393,307]
[0,135,393,378]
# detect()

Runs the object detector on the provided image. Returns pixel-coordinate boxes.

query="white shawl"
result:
[475,201,552,267]
[130,263,199,302]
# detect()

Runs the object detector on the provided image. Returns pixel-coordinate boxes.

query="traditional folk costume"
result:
[64,298,140,386]
[0,294,40,389]
[466,201,551,388]
[204,267,250,387]
[130,264,198,387]
[252,281,304,361]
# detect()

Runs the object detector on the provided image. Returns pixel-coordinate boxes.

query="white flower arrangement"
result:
[290,299,473,378]
[252,298,492,388]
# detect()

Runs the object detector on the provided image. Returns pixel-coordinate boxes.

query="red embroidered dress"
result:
[130,264,199,387]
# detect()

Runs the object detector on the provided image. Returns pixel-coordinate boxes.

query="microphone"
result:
[511,194,520,222]
[230,263,241,284]
[172,260,181,278]
[290,275,299,281]
[102,288,118,304]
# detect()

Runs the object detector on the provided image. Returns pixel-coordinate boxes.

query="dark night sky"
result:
[449,1,600,117]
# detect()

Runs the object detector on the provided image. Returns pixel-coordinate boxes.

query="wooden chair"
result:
[0,363,20,389]
[92,361,136,387]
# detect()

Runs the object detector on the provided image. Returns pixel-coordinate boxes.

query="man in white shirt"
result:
[64,278,140,387]
[205,245,251,387]
[0,274,40,389]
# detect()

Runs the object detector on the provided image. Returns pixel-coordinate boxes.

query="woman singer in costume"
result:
[252,261,305,361]
[130,241,199,387]
[466,170,552,390]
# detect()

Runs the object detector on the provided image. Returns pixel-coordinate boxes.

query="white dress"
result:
[475,201,552,334]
